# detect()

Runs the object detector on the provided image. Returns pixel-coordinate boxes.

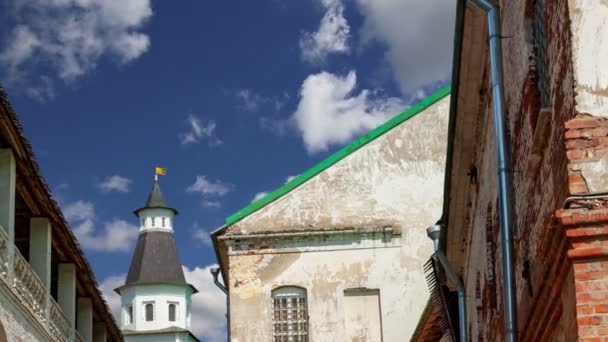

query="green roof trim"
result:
[225,85,451,226]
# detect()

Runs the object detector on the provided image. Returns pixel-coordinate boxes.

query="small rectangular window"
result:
[272,287,308,342]
[533,0,550,108]
[169,303,177,322]
[145,302,154,322]
[162,217,166,227]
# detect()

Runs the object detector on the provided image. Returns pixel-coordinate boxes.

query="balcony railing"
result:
[50,296,71,341]
[0,224,74,342]
[13,245,46,320]
[0,226,9,280]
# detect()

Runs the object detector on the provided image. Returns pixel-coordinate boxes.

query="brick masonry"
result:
[556,112,608,341]
[0,282,52,341]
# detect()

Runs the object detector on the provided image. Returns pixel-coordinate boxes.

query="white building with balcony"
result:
[115,177,198,342]
[0,87,122,341]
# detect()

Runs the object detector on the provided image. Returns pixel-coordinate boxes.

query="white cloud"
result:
[355,0,455,93]
[285,175,298,183]
[99,265,227,342]
[179,114,222,146]
[187,176,233,208]
[63,200,95,222]
[184,265,227,341]
[0,26,41,74]
[187,176,232,196]
[300,0,350,64]
[97,273,125,319]
[201,200,222,208]
[236,89,290,112]
[63,200,138,252]
[192,222,212,246]
[292,70,404,153]
[98,175,132,193]
[0,0,152,85]
[25,75,56,102]
[251,192,269,203]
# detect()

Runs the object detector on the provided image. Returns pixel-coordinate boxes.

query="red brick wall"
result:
[462,0,577,340]
[557,114,608,341]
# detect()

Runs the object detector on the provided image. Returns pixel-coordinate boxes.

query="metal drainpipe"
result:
[211,267,230,342]
[427,225,467,342]
[467,1,518,341]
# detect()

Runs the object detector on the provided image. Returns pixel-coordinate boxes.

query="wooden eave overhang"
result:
[441,2,491,279]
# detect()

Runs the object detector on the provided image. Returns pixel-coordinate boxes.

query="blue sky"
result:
[0,0,455,340]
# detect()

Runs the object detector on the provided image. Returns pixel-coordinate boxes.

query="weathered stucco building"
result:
[415,0,608,341]
[212,87,450,341]
[0,86,122,341]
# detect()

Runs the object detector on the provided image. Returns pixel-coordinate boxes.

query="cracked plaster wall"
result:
[227,96,450,342]
[569,0,608,117]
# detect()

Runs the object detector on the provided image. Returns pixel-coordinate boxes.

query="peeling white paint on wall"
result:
[569,0,608,116]
[225,96,450,341]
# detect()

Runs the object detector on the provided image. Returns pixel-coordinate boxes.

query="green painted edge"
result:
[225,85,452,226]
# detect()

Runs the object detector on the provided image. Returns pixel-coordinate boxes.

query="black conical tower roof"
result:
[121,230,196,292]
[117,178,196,293]
[133,178,178,216]
[146,180,168,207]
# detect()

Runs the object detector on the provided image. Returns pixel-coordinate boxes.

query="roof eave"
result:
[438,0,467,250]
[133,206,179,216]
[115,281,199,294]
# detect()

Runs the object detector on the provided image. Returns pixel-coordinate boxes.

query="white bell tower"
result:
[115,174,199,342]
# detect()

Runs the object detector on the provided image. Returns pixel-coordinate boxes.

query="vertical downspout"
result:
[211,268,231,342]
[467,1,518,341]
[428,225,467,342]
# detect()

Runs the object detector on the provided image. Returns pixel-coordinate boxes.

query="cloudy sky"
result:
[0,0,455,340]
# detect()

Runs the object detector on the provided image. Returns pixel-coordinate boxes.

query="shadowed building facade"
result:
[414,0,608,341]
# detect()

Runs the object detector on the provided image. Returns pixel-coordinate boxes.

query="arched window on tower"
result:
[152,217,156,227]
[162,217,166,227]
[168,303,177,322]
[271,286,308,341]
[145,302,154,322]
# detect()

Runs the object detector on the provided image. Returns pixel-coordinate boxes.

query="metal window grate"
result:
[272,288,308,342]
[169,303,177,322]
[145,303,154,322]
[533,0,550,108]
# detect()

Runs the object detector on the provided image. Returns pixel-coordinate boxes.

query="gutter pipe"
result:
[427,225,467,342]
[467,1,518,341]
[211,267,230,342]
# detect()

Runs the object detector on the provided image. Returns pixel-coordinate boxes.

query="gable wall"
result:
[226,96,450,341]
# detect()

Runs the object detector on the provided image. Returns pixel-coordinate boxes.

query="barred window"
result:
[533,0,550,108]
[169,303,177,322]
[145,303,154,322]
[272,287,308,342]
